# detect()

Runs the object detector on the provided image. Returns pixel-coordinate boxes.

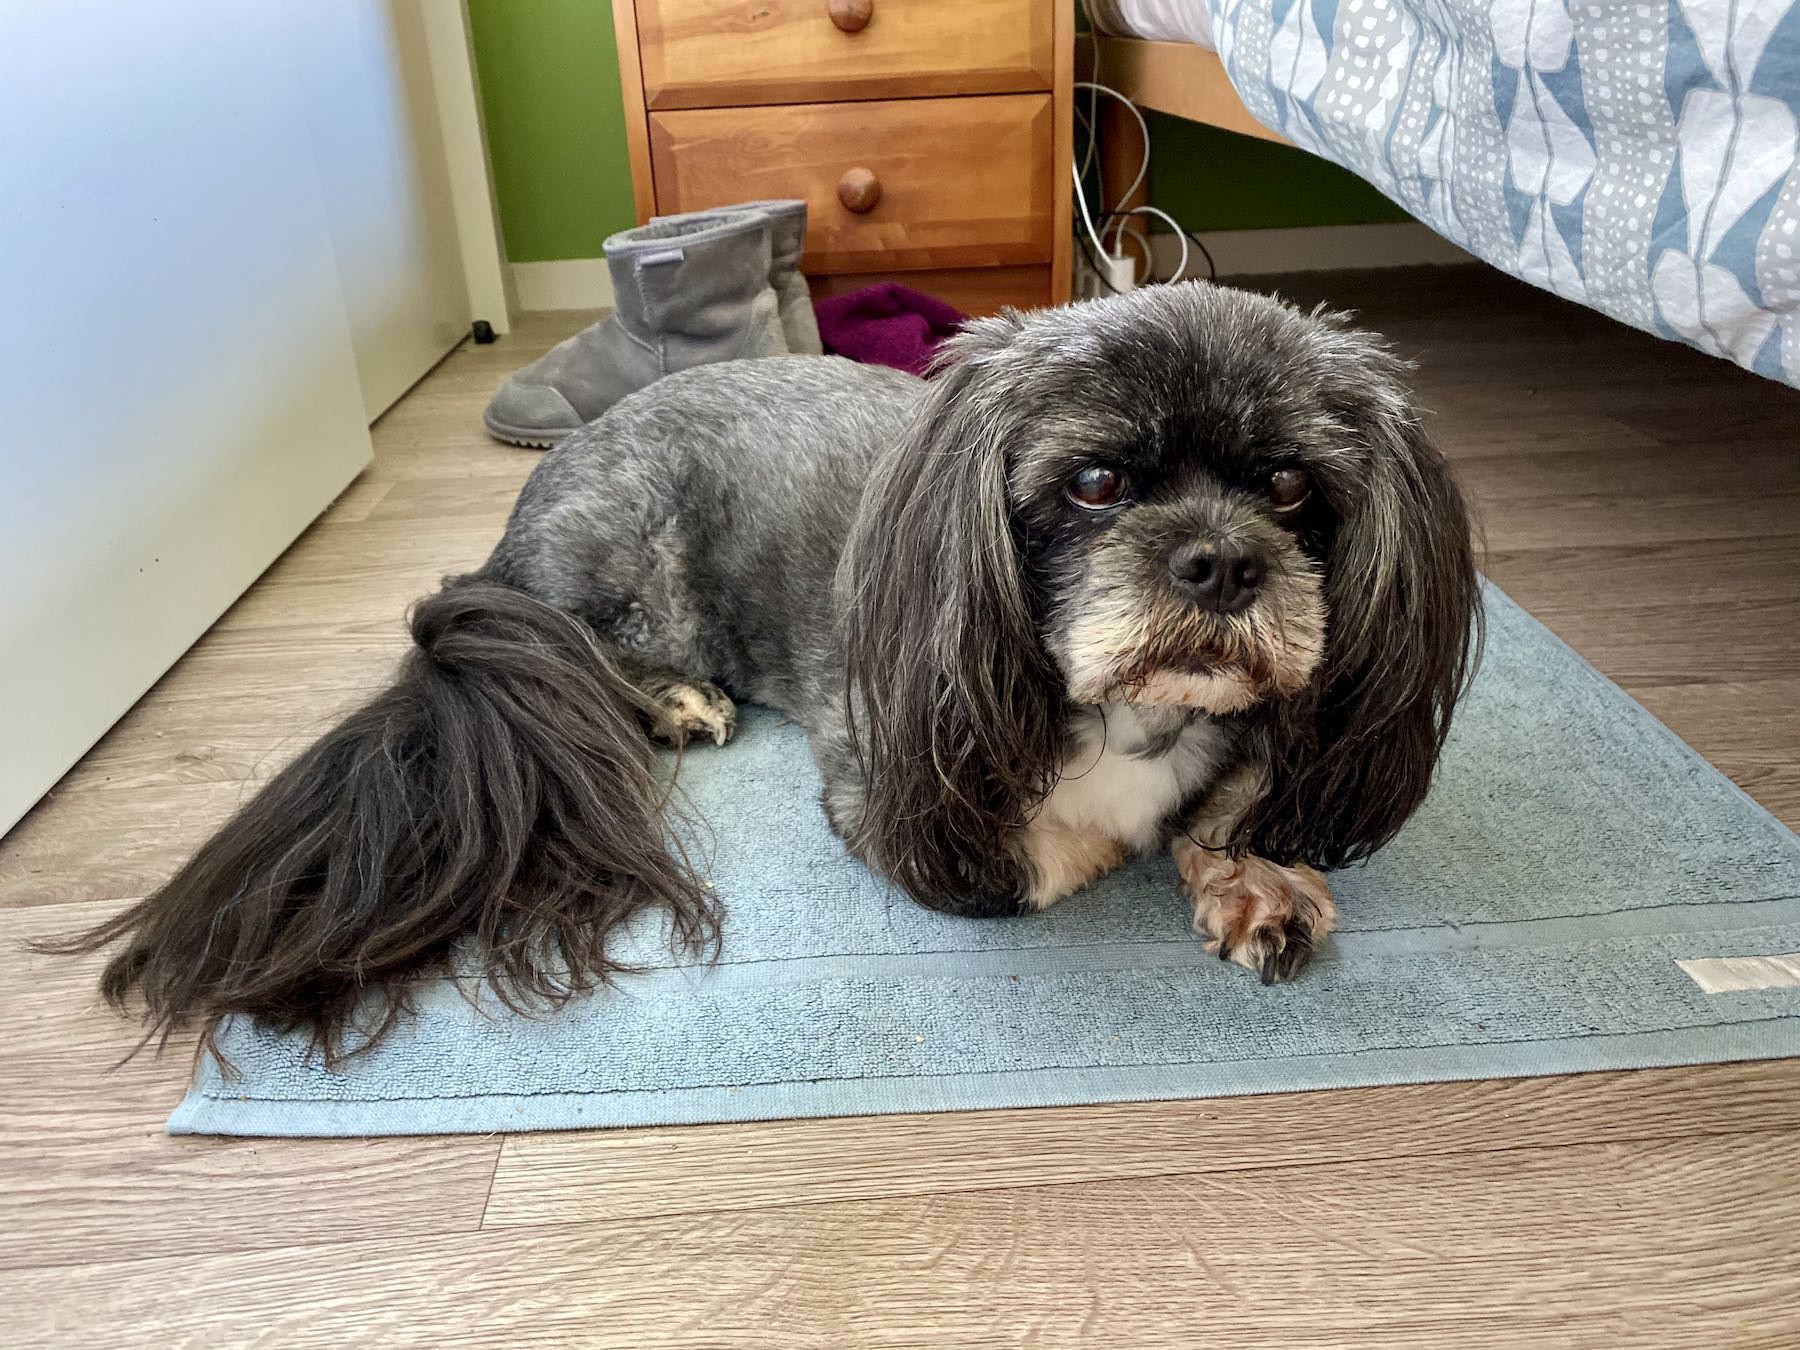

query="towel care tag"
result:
[1678,954,1800,993]
[637,248,685,267]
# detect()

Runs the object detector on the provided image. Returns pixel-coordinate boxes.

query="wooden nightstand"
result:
[612,0,1073,316]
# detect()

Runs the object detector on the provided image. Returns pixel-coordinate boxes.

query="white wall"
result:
[420,0,515,341]
[0,3,375,834]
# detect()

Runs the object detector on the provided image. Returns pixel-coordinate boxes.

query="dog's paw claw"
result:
[1281,919,1317,975]
[1177,848,1335,984]
[650,681,737,748]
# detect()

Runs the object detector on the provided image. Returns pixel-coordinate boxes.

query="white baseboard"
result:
[509,223,1469,313]
[510,257,614,312]
[1147,222,1472,278]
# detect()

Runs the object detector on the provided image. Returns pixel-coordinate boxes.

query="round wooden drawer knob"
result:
[828,0,873,34]
[837,166,881,213]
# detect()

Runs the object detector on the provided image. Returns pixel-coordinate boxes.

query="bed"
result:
[1087,0,1800,388]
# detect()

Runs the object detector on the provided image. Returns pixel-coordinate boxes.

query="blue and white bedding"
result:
[1095,0,1800,386]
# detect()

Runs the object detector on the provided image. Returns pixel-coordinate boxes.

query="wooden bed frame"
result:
[1092,35,1287,146]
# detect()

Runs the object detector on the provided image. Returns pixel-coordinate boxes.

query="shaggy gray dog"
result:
[57,284,1480,1057]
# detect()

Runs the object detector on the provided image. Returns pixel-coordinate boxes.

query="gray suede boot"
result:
[650,200,821,355]
[484,210,789,448]
[721,200,822,356]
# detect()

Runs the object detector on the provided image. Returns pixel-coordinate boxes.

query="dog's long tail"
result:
[38,580,719,1062]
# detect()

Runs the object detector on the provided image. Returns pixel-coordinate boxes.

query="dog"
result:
[55,283,1481,1058]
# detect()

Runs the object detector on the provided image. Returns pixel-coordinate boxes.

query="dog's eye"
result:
[1066,464,1128,510]
[1268,468,1311,512]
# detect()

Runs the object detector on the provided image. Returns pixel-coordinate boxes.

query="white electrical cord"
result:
[1072,63,1214,290]
[1074,105,1149,282]
[1070,158,1113,265]
[1078,33,1104,184]
[1113,205,1192,283]
[1075,81,1152,217]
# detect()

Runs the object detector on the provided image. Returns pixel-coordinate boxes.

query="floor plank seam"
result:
[471,1114,1800,1234]
[475,1133,507,1230]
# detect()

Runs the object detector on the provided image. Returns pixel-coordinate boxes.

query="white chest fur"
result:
[1034,704,1233,853]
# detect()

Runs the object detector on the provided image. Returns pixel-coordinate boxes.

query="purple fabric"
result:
[812,283,968,376]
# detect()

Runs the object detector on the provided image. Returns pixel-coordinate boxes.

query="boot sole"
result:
[482,410,574,450]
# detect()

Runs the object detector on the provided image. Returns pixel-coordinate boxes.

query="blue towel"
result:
[171,585,1800,1135]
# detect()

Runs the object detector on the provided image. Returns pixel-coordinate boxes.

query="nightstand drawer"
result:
[635,0,1055,109]
[811,266,1053,317]
[648,94,1055,273]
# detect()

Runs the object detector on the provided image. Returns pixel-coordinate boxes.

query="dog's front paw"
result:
[649,681,737,748]
[1175,845,1336,984]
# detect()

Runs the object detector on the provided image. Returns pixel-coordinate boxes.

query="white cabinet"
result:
[0,1,504,834]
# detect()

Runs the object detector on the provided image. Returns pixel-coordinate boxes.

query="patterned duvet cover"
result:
[1204,0,1800,385]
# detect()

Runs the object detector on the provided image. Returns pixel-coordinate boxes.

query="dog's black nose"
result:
[1168,541,1264,614]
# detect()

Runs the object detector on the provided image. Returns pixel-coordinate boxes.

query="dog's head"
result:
[841,284,1480,907]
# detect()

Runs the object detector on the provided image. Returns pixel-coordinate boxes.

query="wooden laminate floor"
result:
[4,267,1799,1347]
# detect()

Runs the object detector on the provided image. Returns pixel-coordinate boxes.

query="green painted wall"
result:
[465,2,1406,263]
[1145,113,1409,232]
[466,0,636,263]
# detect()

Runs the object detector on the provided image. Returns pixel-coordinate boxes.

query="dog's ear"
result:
[839,313,1063,914]
[1239,357,1482,870]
